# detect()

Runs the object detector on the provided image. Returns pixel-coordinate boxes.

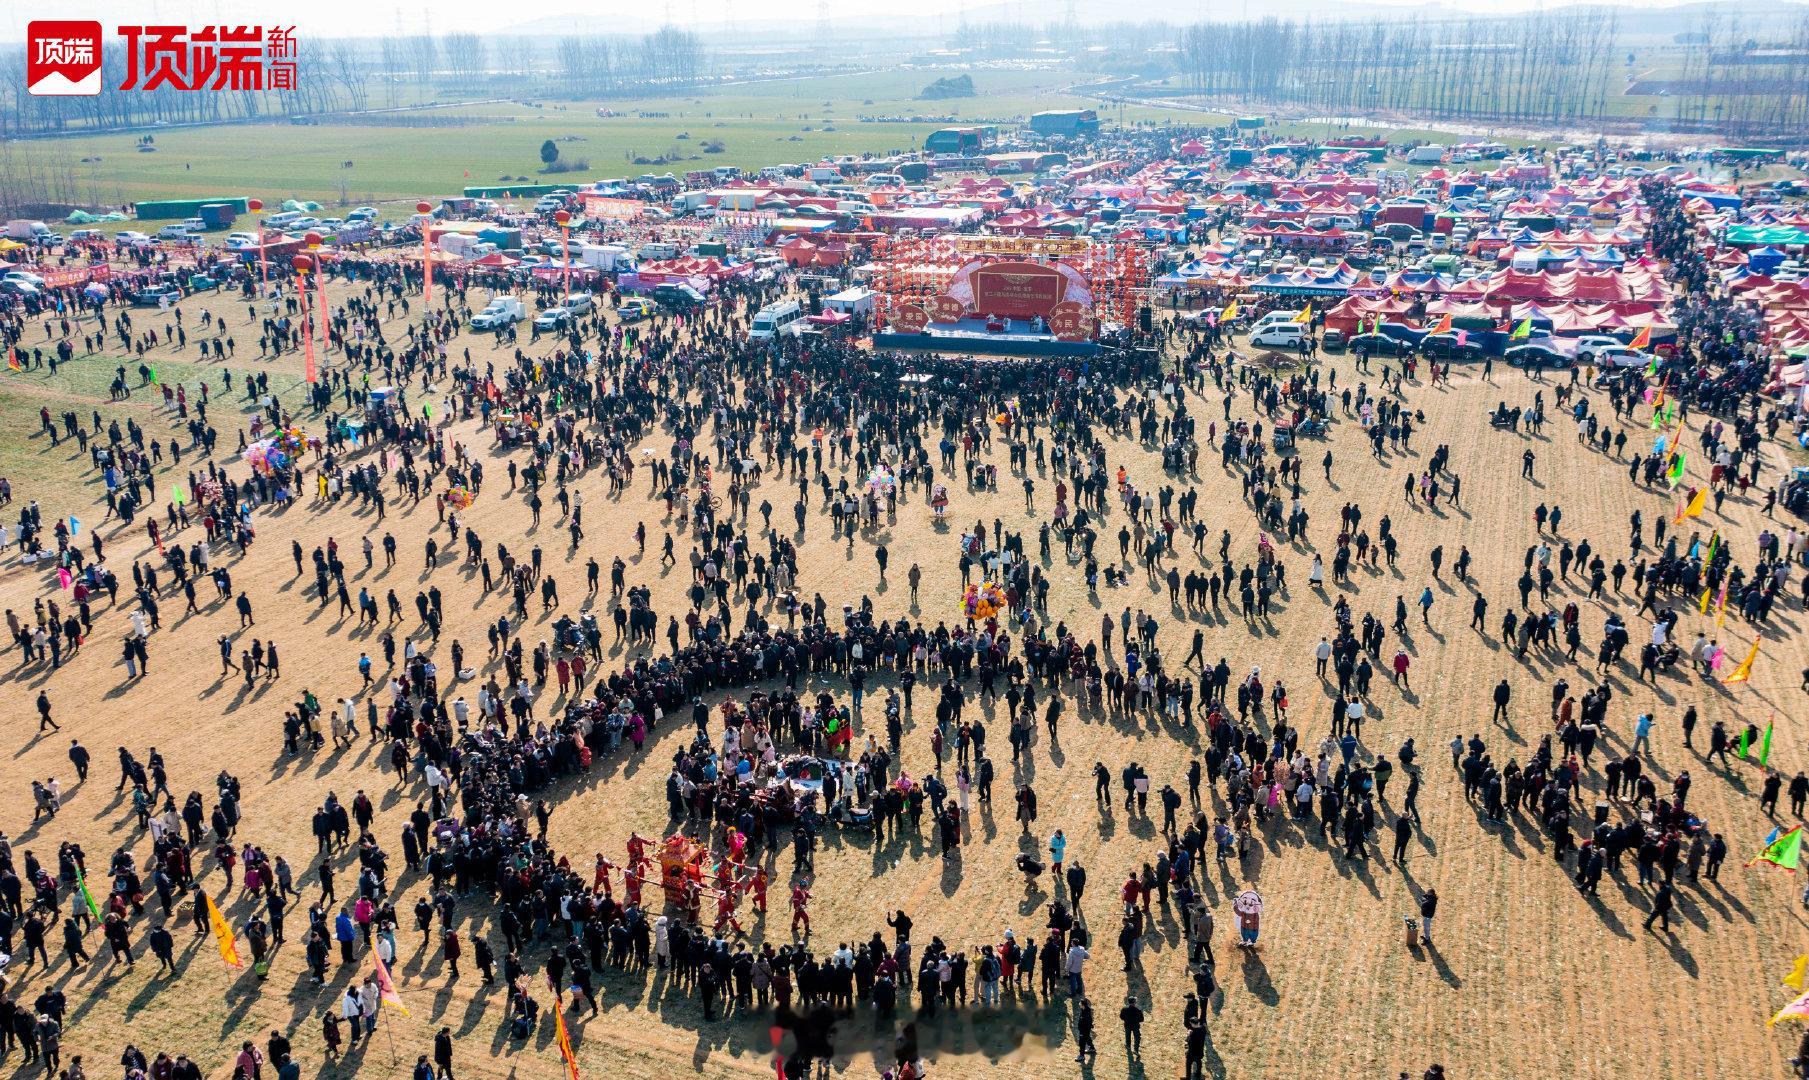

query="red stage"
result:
[870,235,1151,343]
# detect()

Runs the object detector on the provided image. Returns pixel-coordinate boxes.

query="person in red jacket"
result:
[441,927,461,981]
[790,881,811,935]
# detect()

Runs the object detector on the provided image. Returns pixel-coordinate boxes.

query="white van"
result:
[638,242,678,261]
[749,300,805,341]
[1251,310,1303,332]
[1250,324,1305,349]
[263,211,303,229]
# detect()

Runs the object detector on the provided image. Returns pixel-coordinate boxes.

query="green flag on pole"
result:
[75,863,101,919]
[1761,721,1775,767]
[1751,826,1805,871]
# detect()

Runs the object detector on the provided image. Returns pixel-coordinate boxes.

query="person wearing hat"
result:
[1187,900,1214,965]
[1185,1013,1208,1079]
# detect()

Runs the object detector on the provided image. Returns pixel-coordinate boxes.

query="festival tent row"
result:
[1726,225,1809,249]
[1319,293,1676,342]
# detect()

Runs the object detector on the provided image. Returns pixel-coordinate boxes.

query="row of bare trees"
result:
[553,29,707,97]
[0,38,370,137]
[0,27,708,137]
[1172,10,1809,136]
[1667,10,1809,136]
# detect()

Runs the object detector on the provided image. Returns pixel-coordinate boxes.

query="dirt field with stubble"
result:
[1,279,1805,1080]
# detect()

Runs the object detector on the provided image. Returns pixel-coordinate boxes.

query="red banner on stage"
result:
[969,261,1067,320]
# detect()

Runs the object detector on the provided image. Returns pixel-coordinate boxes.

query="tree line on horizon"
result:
[1172,9,1809,138]
[0,27,707,138]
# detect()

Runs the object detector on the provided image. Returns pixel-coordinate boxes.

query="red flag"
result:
[372,951,410,1016]
[1428,313,1452,336]
[1628,325,1652,351]
[555,1001,581,1079]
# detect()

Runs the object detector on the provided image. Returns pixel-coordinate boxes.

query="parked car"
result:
[1348,332,1412,356]
[1572,335,1625,363]
[1249,325,1304,349]
[1419,332,1485,360]
[1505,340,1574,368]
[532,307,575,332]
[618,297,657,323]
[469,296,525,331]
[651,283,705,312]
[1593,346,1645,368]
[133,284,183,306]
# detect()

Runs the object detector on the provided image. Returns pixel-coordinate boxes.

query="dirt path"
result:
[0,289,1800,1080]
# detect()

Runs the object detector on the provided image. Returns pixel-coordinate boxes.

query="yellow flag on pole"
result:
[1674,487,1707,524]
[555,999,581,1080]
[1786,954,1808,991]
[205,893,241,968]
[1721,641,1759,685]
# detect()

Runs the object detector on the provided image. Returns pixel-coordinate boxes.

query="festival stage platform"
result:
[874,318,1102,358]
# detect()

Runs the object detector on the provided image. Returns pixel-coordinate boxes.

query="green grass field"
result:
[7,68,1188,213]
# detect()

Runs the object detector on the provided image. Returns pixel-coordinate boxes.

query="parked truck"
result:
[469,296,525,331]
[4,220,54,241]
[579,244,632,271]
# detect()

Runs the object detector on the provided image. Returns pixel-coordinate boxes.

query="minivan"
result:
[749,300,805,341]
[1251,310,1303,332]
[1250,325,1305,349]
[263,211,303,229]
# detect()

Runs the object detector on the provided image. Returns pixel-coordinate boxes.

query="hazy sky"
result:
[0,0,1751,41]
